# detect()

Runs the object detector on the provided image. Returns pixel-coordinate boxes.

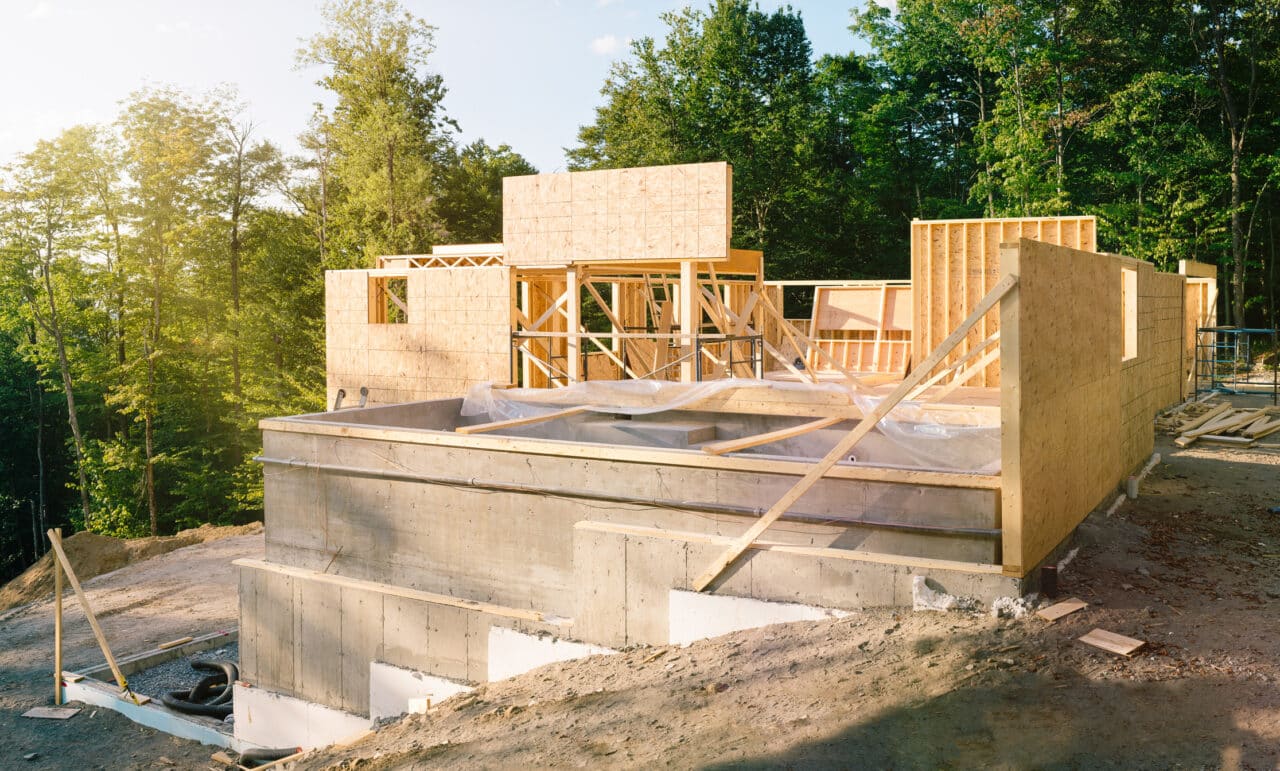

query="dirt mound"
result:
[0,521,262,613]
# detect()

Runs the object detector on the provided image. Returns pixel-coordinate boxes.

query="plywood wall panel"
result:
[911,216,1098,385]
[503,163,732,266]
[326,266,511,406]
[1000,239,1185,577]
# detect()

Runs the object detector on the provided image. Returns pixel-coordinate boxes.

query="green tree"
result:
[436,140,536,243]
[298,0,455,261]
[117,87,219,535]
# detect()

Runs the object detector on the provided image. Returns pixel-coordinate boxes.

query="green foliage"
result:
[436,140,537,242]
[298,0,456,261]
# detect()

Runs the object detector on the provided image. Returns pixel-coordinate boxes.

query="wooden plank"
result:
[1036,598,1088,622]
[157,636,194,650]
[1175,402,1232,433]
[906,332,999,400]
[923,347,1002,403]
[691,273,1019,592]
[46,529,138,701]
[22,706,81,720]
[1078,628,1145,656]
[456,406,590,435]
[1197,434,1256,446]
[701,417,843,456]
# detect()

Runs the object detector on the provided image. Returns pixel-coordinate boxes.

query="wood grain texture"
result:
[502,163,732,266]
[911,216,1097,387]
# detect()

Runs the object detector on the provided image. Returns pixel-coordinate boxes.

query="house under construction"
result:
[230,161,1217,748]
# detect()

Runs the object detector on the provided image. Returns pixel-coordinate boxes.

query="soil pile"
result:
[0,522,262,613]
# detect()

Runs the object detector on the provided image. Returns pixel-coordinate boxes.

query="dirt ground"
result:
[0,522,263,614]
[0,531,262,770]
[1,397,1278,770]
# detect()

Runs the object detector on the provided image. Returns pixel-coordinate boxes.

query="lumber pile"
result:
[1159,400,1280,448]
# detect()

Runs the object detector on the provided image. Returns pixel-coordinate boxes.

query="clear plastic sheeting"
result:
[462,378,786,419]
[851,394,1000,474]
[461,380,1000,474]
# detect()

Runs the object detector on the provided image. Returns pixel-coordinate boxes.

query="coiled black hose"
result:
[161,658,239,718]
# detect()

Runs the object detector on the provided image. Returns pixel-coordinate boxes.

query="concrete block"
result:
[427,605,471,681]
[623,535,685,646]
[572,526,627,648]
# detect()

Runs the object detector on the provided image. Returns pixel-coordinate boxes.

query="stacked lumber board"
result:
[1159,400,1280,448]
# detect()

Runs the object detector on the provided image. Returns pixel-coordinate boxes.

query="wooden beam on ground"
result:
[691,273,1019,592]
[701,417,843,456]
[1175,402,1232,434]
[46,529,138,702]
[456,405,590,435]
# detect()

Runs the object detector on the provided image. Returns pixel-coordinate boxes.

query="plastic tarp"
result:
[462,380,1000,473]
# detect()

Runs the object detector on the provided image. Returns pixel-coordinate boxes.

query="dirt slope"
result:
[299,432,1280,770]
[0,531,262,770]
[0,522,262,614]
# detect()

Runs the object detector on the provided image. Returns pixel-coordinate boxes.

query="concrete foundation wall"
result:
[260,428,999,626]
[573,521,1020,648]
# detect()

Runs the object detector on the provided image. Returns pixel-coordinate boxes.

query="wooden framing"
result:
[805,283,912,374]
[910,216,1096,386]
[692,274,1019,591]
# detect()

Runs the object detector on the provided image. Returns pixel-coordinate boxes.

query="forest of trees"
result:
[2,0,1277,582]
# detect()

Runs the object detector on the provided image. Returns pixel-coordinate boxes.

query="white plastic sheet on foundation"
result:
[851,394,1001,474]
[462,380,999,473]
[462,378,793,419]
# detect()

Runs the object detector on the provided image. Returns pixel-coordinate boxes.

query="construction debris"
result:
[1077,628,1145,657]
[21,707,80,720]
[910,576,978,613]
[1161,399,1280,448]
[1035,598,1088,623]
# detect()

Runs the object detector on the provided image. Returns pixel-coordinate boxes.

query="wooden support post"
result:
[691,273,1019,592]
[679,261,696,382]
[565,268,581,383]
[53,527,62,706]
[46,528,137,702]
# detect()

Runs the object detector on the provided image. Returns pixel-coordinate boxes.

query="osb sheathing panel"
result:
[911,217,1097,386]
[502,163,732,266]
[326,267,511,406]
[1000,239,1183,577]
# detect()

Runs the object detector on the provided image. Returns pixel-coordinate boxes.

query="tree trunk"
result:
[38,249,91,523]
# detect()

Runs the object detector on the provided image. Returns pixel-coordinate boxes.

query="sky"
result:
[0,0,878,173]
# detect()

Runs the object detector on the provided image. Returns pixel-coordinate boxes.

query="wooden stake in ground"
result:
[53,527,62,706]
[46,528,139,703]
[691,273,1019,592]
